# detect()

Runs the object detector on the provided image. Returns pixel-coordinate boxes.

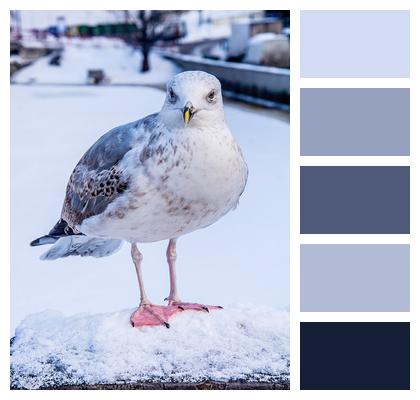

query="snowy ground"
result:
[11,305,289,389]
[12,37,179,86]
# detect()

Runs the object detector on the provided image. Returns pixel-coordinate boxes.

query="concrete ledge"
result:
[11,307,290,390]
[13,381,289,390]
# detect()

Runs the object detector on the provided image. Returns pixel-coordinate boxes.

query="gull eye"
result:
[207,89,216,103]
[168,88,177,103]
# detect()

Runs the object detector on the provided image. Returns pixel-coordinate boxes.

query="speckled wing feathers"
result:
[61,116,157,229]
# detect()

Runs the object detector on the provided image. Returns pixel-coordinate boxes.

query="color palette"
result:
[299,9,410,391]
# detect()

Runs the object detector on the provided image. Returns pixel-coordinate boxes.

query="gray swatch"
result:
[300,166,410,234]
[301,10,410,77]
[301,244,410,312]
[301,88,410,156]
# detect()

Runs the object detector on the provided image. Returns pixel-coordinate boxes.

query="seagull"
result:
[31,71,248,328]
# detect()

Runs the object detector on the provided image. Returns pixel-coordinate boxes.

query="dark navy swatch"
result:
[300,166,410,234]
[300,322,410,390]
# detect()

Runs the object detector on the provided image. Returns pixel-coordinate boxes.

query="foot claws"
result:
[131,304,178,329]
[202,306,210,313]
[178,305,185,311]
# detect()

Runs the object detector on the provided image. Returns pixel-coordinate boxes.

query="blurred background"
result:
[10,10,290,108]
[10,10,290,335]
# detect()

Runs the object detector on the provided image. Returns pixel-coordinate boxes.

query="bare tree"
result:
[134,10,185,73]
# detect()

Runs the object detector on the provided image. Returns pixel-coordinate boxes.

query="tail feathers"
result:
[31,219,83,247]
[40,236,123,260]
[30,235,60,247]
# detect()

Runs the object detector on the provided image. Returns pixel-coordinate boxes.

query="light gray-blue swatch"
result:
[301,88,410,156]
[301,10,410,77]
[301,244,410,312]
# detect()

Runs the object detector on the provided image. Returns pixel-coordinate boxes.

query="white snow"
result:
[11,305,289,389]
[18,35,63,51]
[244,34,290,67]
[12,37,179,86]
[10,55,26,64]
[248,32,280,44]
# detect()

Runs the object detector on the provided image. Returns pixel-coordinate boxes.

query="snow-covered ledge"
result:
[11,305,289,390]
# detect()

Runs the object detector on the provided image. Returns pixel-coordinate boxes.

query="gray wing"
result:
[61,114,158,229]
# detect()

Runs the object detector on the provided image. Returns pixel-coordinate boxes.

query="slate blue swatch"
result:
[300,88,410,156]
[300,166,410,234]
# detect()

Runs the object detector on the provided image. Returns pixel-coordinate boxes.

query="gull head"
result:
[160,71,224,129]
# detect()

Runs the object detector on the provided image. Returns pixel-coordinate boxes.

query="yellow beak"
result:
[183,101,194,124]
[183,108,191,124]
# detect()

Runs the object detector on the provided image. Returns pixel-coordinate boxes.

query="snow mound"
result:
[11,305,289,389]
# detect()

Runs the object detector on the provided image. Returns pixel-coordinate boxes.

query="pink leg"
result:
[130,243,181,328]
[165,238,181,303]
[131,243,149,305]
[165,238,223,312]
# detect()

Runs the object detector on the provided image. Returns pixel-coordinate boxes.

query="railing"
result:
[160,51,290,110]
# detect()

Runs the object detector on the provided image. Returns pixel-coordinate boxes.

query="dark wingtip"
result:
[30,235,59,247]
[30,238,41,247]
